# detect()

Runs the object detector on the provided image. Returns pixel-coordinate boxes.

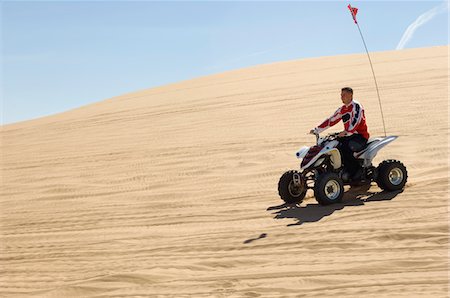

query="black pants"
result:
[338,134,368,176]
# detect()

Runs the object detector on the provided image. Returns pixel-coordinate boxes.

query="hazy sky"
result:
[2,1,449,124]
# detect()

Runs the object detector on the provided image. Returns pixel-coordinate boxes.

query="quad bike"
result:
[278,132,408,205]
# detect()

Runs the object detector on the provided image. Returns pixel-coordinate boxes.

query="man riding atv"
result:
[310,87,369,182]
[278,87,407,205]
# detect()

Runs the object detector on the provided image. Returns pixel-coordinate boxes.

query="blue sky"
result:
[1,1,448,124]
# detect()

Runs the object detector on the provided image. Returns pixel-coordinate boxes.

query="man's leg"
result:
[339,137,357,177]
[347,134,368,179]
[348,134,368,152]
[343,151,358,177]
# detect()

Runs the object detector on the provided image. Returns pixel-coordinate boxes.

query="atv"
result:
[278,132,408,205]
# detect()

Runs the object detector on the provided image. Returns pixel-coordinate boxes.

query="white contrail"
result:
[396,1,449,50]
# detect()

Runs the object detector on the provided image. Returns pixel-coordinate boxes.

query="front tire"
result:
[376,160,408,191]
[278,170,307,204]
[314,173,344,205]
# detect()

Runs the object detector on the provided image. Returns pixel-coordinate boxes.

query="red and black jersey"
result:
[315,100,370,140]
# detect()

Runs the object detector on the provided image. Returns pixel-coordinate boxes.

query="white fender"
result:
[296,146,310,159]
[327,148,342,169]
[300,144,342,171]
[355,136,398,166]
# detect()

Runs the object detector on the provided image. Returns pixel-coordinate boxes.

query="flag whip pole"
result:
[348,4,387,137]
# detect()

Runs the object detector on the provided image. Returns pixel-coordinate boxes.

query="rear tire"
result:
[314,173,344,205]
[278,170,306,204]
[376,160,408,191]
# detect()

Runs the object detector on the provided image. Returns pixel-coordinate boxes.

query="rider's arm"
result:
[314,107,342,133]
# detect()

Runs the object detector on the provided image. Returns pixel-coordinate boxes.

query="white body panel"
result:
[296,146,310,159]
[299,140,342,171]
[355,136,398,166]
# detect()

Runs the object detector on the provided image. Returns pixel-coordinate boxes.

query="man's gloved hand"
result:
[338,131,348,137]
[309,128,318,134]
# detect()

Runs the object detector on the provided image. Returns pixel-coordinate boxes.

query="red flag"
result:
[348,4,358,24]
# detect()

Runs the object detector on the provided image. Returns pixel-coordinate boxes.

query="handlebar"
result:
[308,131,343,145]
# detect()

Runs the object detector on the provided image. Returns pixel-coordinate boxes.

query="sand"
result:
[1,45,448,297]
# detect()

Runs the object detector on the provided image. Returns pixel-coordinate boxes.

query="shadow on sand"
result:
[268,184,404,226]
[243,233,268,244]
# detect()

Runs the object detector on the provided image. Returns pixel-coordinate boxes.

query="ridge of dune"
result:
[2,45,447,129]
[1,45,448,297]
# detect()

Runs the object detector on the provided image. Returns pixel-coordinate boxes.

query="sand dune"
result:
[1,46,448,297]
